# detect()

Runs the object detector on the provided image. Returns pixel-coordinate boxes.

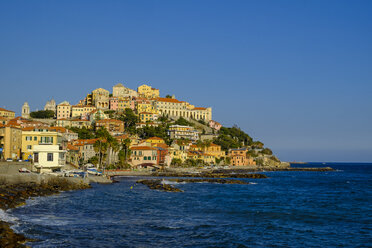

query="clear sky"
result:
[0,0,371,162]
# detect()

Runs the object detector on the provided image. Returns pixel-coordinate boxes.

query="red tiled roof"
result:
[0,107,14,113]
[156,97,183,103]
[96,119,124,124]
[131,146,157,151]
[67,144,79,151]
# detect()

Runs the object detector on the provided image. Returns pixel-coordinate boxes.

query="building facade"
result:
[32,144,66,173]
[137,84,160,99]
[113,83,138,98]
[0,108,15,119]
[56,101,71,120]
[0,125,22,160]
[168,125,200,142]
[21,102,30,119]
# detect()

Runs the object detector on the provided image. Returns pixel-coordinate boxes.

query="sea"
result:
[4,163,372,247]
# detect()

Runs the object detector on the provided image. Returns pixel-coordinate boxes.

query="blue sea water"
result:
[7,163,372,247]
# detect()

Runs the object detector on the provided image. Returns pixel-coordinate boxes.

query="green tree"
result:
[165,95,172,98]
[119,108,138,134]
[68,127,95,139]
[30,110,55,119]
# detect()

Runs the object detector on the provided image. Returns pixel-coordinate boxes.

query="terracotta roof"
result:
[96,119,123,124]
[154,143,168,149]
[147,137,163,140]
[156,97,183,103]
[193,107,206,110]
[67,144,79,151]
[73,139,98,146]
[131,146,157,150]
[49,126,67,133]
[0,107,14,113]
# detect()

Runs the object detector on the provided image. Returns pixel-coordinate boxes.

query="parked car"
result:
[19,168,31,173]
[6,158,13,162]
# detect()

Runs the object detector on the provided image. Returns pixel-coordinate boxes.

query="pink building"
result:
[109,97,119,111]
[208,120,222,131]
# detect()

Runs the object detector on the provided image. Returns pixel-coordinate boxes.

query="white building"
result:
[167,125,200,142]
[32,144,66,173]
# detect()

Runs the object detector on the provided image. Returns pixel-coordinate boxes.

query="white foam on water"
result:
[0,209,19,223]
[161,179,186,185]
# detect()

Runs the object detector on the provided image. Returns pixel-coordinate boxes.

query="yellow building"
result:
[71,105,96,118]
[118,97,135,111]
[202,143,225,159]
[155,98,212,121]
[21,128,62,160]
[145,137,165,145]
[187,151,216,164]
[92,88,110,109]
[139,112,156,122]
[137,84,160,99]
[0,108,15,119]
[0,125,22,160]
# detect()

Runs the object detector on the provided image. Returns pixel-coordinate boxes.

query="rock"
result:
[136,179,183,192]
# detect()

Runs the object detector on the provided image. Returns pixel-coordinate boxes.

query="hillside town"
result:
[0,83,281,173]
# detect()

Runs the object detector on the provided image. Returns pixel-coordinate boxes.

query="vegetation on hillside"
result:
[30,110,55,119]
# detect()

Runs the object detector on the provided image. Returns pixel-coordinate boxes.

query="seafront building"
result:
[32,144,66,173]
[21,128,63,160]
[0,125,22,160]
[229,148,256,166]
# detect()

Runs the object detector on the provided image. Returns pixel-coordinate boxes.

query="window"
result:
[27,145,32,150]
[34,137,37,141]
[47,153,53,161]
[34,153,39,162]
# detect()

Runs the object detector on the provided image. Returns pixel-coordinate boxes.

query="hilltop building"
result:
[155,97,212,121]
[137,84,160,99]
[44,99,56,112]
[21,102,30,119]
[113,83,138,98]
[56,101,71,120]
[92,88,110,110]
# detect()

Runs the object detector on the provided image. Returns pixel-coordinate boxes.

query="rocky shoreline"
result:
[0,177,91,248]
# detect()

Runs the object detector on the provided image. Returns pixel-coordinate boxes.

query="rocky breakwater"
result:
[137,178,251,192]
[136,179,183,192]
[151,171,268,179]
[0,177,90,248]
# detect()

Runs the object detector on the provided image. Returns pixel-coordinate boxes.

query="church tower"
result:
[22,102,30,119]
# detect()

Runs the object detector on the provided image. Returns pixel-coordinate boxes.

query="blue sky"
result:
[0,0,371,162]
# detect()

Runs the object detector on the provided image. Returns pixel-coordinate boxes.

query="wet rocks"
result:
[166,178,250,184]
[136,179,183,192]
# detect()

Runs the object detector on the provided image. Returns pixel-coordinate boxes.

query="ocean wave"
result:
[161,179,186,185]
[0,209,19,223]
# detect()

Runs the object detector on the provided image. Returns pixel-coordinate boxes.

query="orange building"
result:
[229,148,256,166]
[95,119,124,133]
